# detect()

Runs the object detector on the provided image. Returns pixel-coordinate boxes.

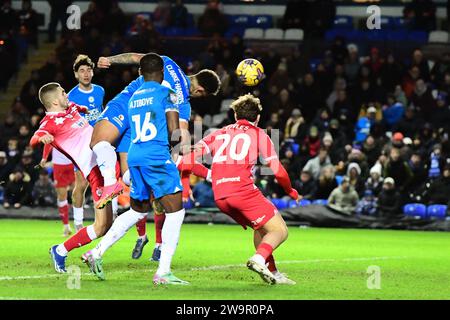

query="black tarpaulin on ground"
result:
[0,205,449,231]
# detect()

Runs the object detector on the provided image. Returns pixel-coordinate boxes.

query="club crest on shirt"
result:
[88,96,94,103]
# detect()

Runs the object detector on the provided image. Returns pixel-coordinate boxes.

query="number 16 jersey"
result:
[197,119,278,200]
[127,80,178,167]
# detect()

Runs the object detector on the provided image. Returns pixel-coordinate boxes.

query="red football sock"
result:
[63,227,93,252]
[57,201,69,225]
[154,213,166,244]
[256,242,273,260]
[136,216,147,237]
[191,162,208,179]
[266,255,277,272]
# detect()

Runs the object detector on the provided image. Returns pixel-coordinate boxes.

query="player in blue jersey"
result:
[82,53,188,284]
[90,53,220,258]
[67,55,106,231]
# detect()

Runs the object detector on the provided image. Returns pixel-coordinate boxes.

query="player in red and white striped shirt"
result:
[182,94,298,285]
[30,82,120,273]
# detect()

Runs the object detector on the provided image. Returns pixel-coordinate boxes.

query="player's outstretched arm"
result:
[97,53,146,68]
[166,110,181,153]
[30,133,54,148]
[267,159,299,201]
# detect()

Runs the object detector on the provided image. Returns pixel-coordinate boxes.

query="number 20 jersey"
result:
[197,119,278,200]
[127,80,178,167]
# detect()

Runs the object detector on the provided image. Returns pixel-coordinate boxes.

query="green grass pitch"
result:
[0,219,449,300]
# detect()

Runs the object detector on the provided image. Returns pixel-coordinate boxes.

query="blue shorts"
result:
[116,128,131,153]
[98,102,130,152]
[129,161,183,201]
[97,102,129,138]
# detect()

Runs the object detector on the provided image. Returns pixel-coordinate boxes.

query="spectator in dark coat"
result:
[314,165,338,200]
[377,177,402,218]
[170,0,189,28]
[383,147,414,193]
[198,0,228,37]
[410,79,436,122]
[0,151,13,184]
[395,105,423,138]
[426,164,450,205]
[293,169,317,200]
[32,169,56,207]
[47,0,72,42]
[192,179,215,207]
[407,152,428,195]
[3,168,31,209]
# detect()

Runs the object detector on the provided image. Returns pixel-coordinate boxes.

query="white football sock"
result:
[112,197,118,215]
[156,208,185,276]
[73,206,84,225]
[92,141,117,186]
[56,244,68,256]
[94,208,147,257]
[122,169,130,186]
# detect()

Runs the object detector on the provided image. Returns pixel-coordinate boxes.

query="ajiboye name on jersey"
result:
[129,97,154,109]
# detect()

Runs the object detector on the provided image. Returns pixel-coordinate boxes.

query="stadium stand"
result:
[0,0,449,226]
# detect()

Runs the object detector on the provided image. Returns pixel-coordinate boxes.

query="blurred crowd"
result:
[0,0,449,218]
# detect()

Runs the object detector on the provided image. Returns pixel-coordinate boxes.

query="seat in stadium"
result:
[164,27,185,37]
[252,15,273,29]
[408,31,428,43]
[299,199,312,207]
[428,31,449,43]
[403,203,427,218]
[243,28,264,40]
[186,13,195,28]
[224,27,245,39]
[272,198,288,210]
[380,16,395,30]
[228,15,253,29]
[212,113,227,127]
[183,27,200,37]
[365,30,388,41]
[183,198,194,210]
[202,114,212,127]
[288,200,298,208]
[313,199,328,205]
[333,15,353,29]
[284,28,304,41]
[220,99,233,113]
[427,205,447,219]
[393,17,407,30]
[386,30,408,41]
[264,28,284,40]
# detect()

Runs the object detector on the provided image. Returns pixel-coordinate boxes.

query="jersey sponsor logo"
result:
[215,176,241,186]
[251,215,266,226]
[54,117,65,125]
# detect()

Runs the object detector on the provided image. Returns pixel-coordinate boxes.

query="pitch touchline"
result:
[0,256,408,282]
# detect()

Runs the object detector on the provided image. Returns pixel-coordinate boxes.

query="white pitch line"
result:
[189,256,408,271]
[0,256,408,282]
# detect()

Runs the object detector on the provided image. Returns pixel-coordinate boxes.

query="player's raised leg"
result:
[90,119,123,209]
[72,170,89,232]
